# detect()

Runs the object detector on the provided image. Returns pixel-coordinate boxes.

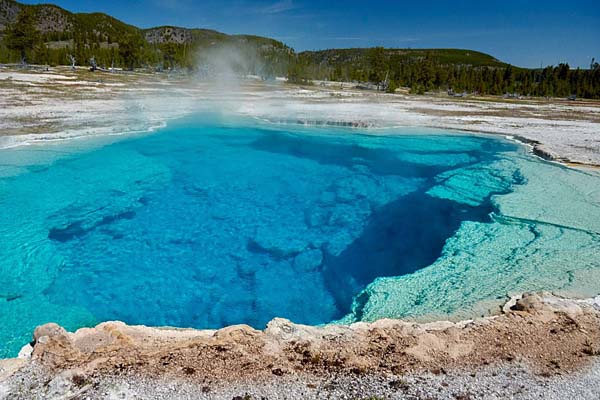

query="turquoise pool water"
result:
[1,116,599,358]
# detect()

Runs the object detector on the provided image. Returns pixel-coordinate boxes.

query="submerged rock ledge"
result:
[1,292,599,398]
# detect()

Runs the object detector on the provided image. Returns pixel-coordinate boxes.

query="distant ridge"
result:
[298,48,507,68]
[0,0,291,72]
[0,0,598,98]
[0,0,283,48]
[0,0,138,39]
[0,0,504,68]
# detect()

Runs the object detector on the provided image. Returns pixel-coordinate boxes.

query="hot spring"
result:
[1,116,599,358]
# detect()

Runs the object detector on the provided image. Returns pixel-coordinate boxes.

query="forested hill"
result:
[1,0,599,98]
[300,48,507,69]
[292,47,600,98]
[0,0,292,75]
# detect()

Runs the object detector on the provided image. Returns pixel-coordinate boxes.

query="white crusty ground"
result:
[1,67,599,166]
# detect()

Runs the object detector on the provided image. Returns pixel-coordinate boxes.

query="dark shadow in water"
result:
[321,191,495,318]
[48,210,136,243]
[249,133,468,177]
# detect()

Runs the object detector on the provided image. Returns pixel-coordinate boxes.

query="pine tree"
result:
[5,9,39,63]
[367,47,387,83]
[119,34,143,70]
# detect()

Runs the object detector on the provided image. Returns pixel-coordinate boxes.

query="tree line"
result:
[1,10,599,99]
[290,47,600,99]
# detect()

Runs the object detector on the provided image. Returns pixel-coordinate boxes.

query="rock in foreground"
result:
[1,292,599,399]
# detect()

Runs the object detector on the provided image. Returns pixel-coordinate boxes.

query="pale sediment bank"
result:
[1,67,599,168]
[1,292,599,399]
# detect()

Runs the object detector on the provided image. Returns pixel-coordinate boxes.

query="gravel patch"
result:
[2,361,599,399]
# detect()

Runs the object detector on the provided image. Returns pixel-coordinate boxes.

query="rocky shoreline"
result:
[1,292,599,399]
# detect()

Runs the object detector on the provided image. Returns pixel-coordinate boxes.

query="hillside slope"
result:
[0,0,291,73]
[300,48,507,68]
[0,0,138,38]
[0,0,19,31]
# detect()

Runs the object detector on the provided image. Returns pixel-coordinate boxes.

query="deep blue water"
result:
[0,117,520,357]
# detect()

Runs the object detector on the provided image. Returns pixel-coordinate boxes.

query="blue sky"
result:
[21,0,600,68]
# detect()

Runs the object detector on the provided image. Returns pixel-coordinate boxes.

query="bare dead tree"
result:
[68,55,76,70]
[89,56,97,72]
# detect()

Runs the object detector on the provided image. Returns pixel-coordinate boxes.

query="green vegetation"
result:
[3,6,37,62]
[0,0,599,98]
[298,47,600,99]
[0,0,292,75]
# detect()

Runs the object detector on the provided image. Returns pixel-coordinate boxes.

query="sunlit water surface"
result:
[1,116,599,357]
